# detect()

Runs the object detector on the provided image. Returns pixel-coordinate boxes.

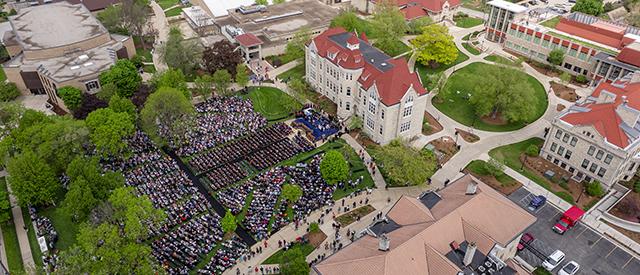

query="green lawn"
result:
[164,7,183,17]
[333,140,375,200]
[158,0,179,10]
[143,64,156,73]
[262,242,315,265]
[462,43,480,55]
[0,178,24,274]
[277,63,305,81]
[0,67,6,82]
[433,62,548,132]
[455,17,484,28]
[39,207,78,251]
[242,86,300,122]
[488,138,575,204]
[373,40,411,57]
[484,55,520,67]
[465,160,517,186]
[415,47,469,80]
[540,16,560,29]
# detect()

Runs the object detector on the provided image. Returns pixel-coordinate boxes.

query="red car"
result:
[553,206,585,234]
[517,233,534,251]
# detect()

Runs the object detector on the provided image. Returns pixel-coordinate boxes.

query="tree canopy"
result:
[235,63,250,88]
[282,184,303,203]
[372,140,437,187]
[280,246,310,275]
[7,150,60,206]
[108,95,137,119]
[285,27,312,62]
[86,107,135,157]
[194,74,214,99]
[320,150,349,185]
[547,49,565,67]
[571,0,605,16]
[212,69,232,96]
[221,209,237,234]
[0,82,20,102]
[330,11,369,34]
[141,87,195,146]
[412,24,458,67]
[202,40,243,76]
[99,59,142,98]
[57,86,83,111]
[467,65,540,123]
[370,0,408,54]
[151,68,190,99]
[161,27,203,76]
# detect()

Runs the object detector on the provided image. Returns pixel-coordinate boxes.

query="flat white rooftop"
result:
[202,0,282,17]
[487,0,527,13]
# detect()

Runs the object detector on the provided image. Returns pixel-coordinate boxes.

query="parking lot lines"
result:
[589,236,602,247]
[605,247,617,258]
[623,256,635,269]
[574,227,587,239]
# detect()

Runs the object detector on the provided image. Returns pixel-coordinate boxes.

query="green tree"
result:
[280,246,309,275]
[348,116,363,130]
[282,184,303,203]
[412,24,458,67]
[96,82,118,102]
[7,150,60,206]
[57,86,83,110]
[586,181,604,197]
[547,49,565,67]
[99,59,142,98]
[320,150,349,185]
[571,0,605,16]
[274,0,285,4]
[86,108,135,157]
[0,102,25,138]
[61,177,98,221]
[525,144,540,157]
[66,156,124,202]
[108,95,137,119]
[467,65,539,123]
[108,186,166,240]
[151,68,190,99]
[0,188,11,224]
[194,74,214,99]
[255,0,268,5]
[285,27,312,62]
[370,0,408,55]
[160,27,203,75]
[408,17,433,35]
[309,222,320,233]
[221,209,237,234]
[484,158,505,177]
[212,69,232,96]
[374,139,437,186]
[627,3,640,27]
[0,82,20,102]
[96,5,126,34]
[141,87,195,145]
[331,11,369,34]
[235,63,250,88]
[560,72,571,84]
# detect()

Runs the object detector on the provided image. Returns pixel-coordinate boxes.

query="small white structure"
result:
[183,6,217,35]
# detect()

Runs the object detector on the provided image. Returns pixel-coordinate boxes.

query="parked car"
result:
[528,195,546,211]
[543,250,566,271]
[558,261,580,275]
[553,206,585,234]
[517,233,534,251]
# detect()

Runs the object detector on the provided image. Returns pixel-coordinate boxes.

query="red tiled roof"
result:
[555,17,625,49]
[396,0,461,20]
[560,79,640,148]
[235,33,263,47]
[616,46,640,67]
[311,28,427,106]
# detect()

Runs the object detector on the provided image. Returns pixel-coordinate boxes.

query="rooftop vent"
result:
[83,62,94,67]
[462,242,477,266]
[465,181,478,195]
[378,233,390,251]
[70,65,81,70]
[78,55,89,62]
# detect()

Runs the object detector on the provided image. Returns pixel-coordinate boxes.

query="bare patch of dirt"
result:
[551,81,578,102]
[456,128,479,143]
[423,111,444,135]
[427,136,459,165]
[480,112,508,125]
[307,230,328,248]
[557,104,566,111]
[610,192,640,223]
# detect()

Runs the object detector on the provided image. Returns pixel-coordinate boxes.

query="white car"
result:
[542,250,565,271]
[558,261,580,275]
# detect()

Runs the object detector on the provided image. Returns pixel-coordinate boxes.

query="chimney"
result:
[463,242,477,266]
[465,181,478,195]
[622,95,628,105]
[378,233,390,251]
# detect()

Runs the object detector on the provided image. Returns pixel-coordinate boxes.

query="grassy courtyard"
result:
[277,63,305,82]
[262,242,315,265]
[164,7,183,17]
[158,0,179,10]
[415,47,469,79]
[242,86,300,122]
[484,55,521,67]
[433,62,547,132]
[455,17,484,28]
[462,43,480,55]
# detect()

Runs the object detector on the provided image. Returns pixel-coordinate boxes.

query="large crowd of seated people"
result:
[197,236,248,274]
[176,97,267,157]
[203,162,248,191]
[285,155,335,221]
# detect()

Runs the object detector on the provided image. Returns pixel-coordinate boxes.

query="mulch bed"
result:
[603,220,640,245]
[350,131,377,149]
[479,111,508,126]
[610,192,640,223]
[551,81,578,102]
[522,154,599,209]
[428,136,459,165]
[335,205,375,227]
[307,230,328,248]
[456,128,479,143]
[464,169,522,196]
[423,111,444,135]
[557,104,566,111]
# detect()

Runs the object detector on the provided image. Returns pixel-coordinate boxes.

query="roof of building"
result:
[9,2,108,51]
[310,28,427,106]
[183,6,216,27]
[394,0,462,19]
[487,0,527,13]
[235,33,263,47]
[314,174,536,275]
[559,72,640,149]
[66,0,121,11]
[616,42,640,68]
[201,0,262,17]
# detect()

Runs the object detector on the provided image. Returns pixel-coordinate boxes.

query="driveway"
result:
[509,188,640,275]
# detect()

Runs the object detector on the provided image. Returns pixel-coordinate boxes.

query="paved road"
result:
[509,188,640,274]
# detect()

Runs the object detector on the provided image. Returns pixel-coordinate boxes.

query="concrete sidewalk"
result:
[3,176,34,273]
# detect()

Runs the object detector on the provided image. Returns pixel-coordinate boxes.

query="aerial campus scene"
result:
[0,0,640,274]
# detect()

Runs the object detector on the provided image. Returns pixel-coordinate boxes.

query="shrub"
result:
[575,74,589,84]
[634,180,640,193]
[484,158,504,177]
[525,144,539,157]
[533,267,552,275]
[57,86,83,110]
[555,191,575,204]
[585,181,604,197]
[0,82,20,102]
[309,222,320,233]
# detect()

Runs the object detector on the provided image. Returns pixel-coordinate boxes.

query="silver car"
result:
[558,261,580,275]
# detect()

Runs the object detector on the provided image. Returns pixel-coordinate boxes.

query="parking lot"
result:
[508,188,640,274]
